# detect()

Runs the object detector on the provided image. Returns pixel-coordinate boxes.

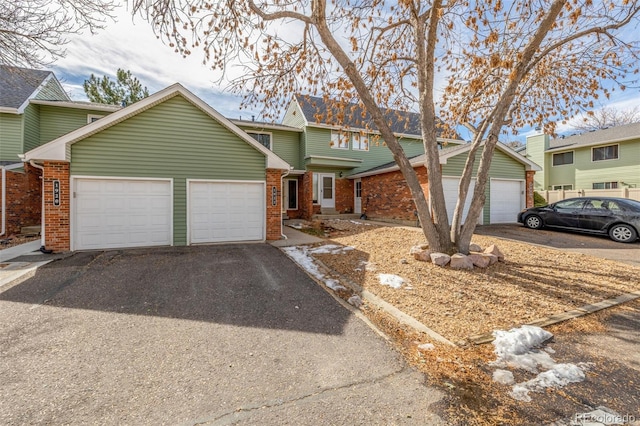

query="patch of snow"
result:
[289,223,304,229]
[309,244,355,255]
[493,369,515,385]
[417,343,435,351]
[377,273,405,289]
[347,295,363,307]
[282,246,345,291]
[349,220,372,226]
[489,325,590,402]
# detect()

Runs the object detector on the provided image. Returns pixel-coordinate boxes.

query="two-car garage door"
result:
[73,178,265,250]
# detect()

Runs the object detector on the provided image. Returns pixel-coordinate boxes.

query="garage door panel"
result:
[490,179,524,223]
[442,177,476,224]
[189,181,265,244]
[74,178,172,250]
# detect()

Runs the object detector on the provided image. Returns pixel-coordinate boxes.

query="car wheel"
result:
[608,224,638,243]
[524,215,543,230]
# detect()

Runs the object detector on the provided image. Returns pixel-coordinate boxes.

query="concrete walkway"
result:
[0,240,53,289]
[270,224,324,247]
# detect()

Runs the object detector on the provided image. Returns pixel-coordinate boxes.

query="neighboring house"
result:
[349,143,540,225]
[278,95,538,224]
[21,84,290,252]
[0,66,120,237]
[525,123,640,200]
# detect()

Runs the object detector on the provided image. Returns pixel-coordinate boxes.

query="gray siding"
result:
[70,95,267,246]
[0,113,23,162]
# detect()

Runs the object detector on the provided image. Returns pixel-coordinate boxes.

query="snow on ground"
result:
[310,244,355,254]
[490,325,591,402]
[377,273,406,289]
[282,245,347,291]
[349,220,372,226]
[289,223,304,229]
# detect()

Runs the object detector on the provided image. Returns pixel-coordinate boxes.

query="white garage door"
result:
[442,176,476,224]
[490,179,524,223]
[74,178,172,250]
[188,181,264,244]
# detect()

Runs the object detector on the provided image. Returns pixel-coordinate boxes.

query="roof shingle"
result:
[0,66,53,109]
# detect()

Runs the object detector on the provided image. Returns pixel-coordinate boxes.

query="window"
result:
[592,144,618,161]
[554,199,586,210]
[87,114,104,123]
[248,132,272,150]
[592,182,618,189]
[355,180,362,198]
[552,151,573,166]
[286,179,298,210]
[352,132,369,151]
[552,184,573,190]
[331,130,349,149]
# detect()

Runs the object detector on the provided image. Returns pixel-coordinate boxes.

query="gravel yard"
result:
[306,220,640,343]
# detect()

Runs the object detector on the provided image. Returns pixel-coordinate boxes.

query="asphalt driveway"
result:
[0,244,444,425]
[475,224,640,267]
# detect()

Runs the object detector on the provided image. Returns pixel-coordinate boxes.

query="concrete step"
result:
[312,213,362,220]
[320,208,339,215]
[20,225,41,236]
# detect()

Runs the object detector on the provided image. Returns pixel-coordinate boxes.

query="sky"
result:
[49,4,640,143]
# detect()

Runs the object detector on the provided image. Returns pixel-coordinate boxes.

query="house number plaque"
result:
[271,186,277,206]
[53,180,61,206]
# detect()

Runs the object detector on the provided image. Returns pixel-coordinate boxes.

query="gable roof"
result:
[295,95,460,139]
[548,122,640,151]
[0,66,69,112]
[348,142,541,179]
[22,83,290,170]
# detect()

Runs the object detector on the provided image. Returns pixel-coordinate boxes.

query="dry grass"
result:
[312,220,640,342]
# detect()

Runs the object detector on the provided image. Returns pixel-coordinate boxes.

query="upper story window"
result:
[592,182,618,189]
[331,130,349,149]
[352,132,369,151]
[552,151,573,166]
[248,132,272,150]
[87,114,104,123]
[592,144,618,161]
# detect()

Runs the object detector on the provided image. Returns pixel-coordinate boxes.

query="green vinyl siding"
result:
[304,126,425,175]
[525,134,548,190]
[442,147,525,224]
[23,104,41,152]
[573,139,640,189]
[34,78,68,101]
[236,126,301,169]
[38,105,109,144]
[282,101,307,128]
[0,113,23,162]
[547,150,576,189]
[70,95,266,246]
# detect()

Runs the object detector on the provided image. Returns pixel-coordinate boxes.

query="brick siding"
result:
[335,178,354,213]
[525,170,535,208]
[42,161,70,252]
[361,167,429,221]
[1,164,42,236]
[266,168,283,240]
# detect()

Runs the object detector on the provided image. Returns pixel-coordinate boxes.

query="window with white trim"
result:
[592,144,618,161]
[552,151,573,166]
[352,132,369,151]
[247,132,272,150]
[286,179,298,210]
[592,182,618,189]
[87,114,104,123]
[331,130,349,149]
[552,184,573,190]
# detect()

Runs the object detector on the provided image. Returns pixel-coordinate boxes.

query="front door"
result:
[354,179,362,214]
[317,173,335,209]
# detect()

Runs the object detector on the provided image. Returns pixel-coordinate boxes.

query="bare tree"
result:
[572,106,640,132]
[0,0,116,68]
[130,0,640,254]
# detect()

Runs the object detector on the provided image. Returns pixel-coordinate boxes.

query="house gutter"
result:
[280,168,293,240]
[26,159,46,249]
[1,163,27,237]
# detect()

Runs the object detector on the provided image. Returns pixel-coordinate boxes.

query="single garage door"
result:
[490,179,524,223]
[442,176,476,224]
[188,181,265,244]
[74,178,172,250]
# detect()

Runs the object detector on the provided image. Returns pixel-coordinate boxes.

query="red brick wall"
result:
[1,165,42,236]
[335,178,354,213]
[301,171,314,220]
[361,167,429,221]
[525,171,535,208]
[42,161,70,252]
[266,169,283,240]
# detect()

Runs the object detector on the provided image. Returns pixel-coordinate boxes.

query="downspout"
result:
[280,168,292,240]
[27,160,46,249]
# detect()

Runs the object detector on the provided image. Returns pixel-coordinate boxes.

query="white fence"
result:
[540,188,640,203]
